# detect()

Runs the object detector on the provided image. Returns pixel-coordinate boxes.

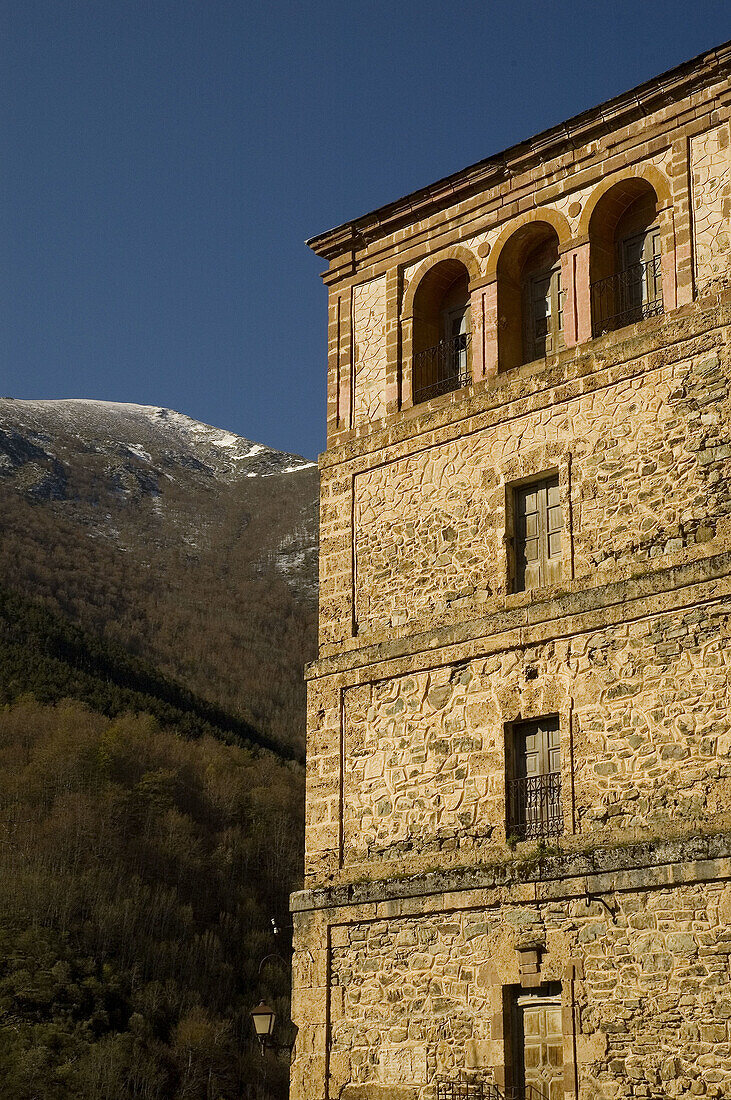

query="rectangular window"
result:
[514,475,562,591]
[525,266,565,361]
[506,717,563,841]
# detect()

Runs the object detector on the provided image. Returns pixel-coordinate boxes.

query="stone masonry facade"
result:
[292,43,731,1100]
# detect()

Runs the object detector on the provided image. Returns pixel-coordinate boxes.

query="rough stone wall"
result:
[351,346,731,639]
[343,667,495,863]
[327,880,731,1098]
[691,124,730,295]
[573,599,731,833]
[352,276,388,426]
[354,441,498,632]
[340,597,731,868]
[296,51,731,1100]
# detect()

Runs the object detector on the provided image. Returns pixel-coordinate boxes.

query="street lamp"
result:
[250,943,297,1056]
[250,1001,276,1051]
[249,999,296,1057]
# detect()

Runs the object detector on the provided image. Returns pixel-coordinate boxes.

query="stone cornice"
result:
[306,41,731,264]
[291,832,731,914]
[306,552,731,680]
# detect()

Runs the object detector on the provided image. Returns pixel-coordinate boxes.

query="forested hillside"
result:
[0,400,317,1097]
[0,584,294,759]
[0,697,301,1099]
[0,399,319,754]
[0,580,304,1098]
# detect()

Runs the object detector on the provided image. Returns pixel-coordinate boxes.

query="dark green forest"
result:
[0,591,304,1099]
[0,584,299,762]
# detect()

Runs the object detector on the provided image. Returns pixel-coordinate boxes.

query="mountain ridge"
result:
[0,580,299,759]
[0,398,319,752]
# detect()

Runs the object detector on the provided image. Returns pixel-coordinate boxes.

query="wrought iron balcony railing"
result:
[435,1079,548,1100]
[412,332,472,404]
[590,255,663,337]
[506,772,563,842]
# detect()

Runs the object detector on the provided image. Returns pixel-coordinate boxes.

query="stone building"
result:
[291,42,731,1099]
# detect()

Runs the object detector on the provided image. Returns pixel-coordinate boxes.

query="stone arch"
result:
[402,245,482,318]
[485,208,573,283]
[491,216,569,372]
[583,167,675,334]
[577,164,673,241]
[400,252,479,405]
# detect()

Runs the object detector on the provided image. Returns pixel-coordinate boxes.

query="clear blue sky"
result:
[1,2,728,459]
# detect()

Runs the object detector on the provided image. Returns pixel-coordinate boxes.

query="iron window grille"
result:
[412,332,472,404]
[506,773,563,842]
[590,254,663,337]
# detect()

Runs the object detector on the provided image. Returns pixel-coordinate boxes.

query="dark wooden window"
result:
[523,261,564,363]
[620,224,662,320]
[507,717,563,841]
[514,475,562,591]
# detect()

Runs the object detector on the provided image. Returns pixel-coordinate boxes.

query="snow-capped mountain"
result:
[0,399,318,752]
[0,398,315,497]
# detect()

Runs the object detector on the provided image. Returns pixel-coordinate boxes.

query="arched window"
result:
[589,180,662,336]
[411,259,471,404]
[496,223,564,373]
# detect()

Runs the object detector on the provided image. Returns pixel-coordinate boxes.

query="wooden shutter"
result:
[524,266,564,362]
[621,224,662,316]
[645,227,662,305]
[515,475,562,590]
[509,718,563,840]
[515,717,561,780]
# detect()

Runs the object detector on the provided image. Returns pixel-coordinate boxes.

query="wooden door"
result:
[516,992,564,1099]
[516,718,561,782]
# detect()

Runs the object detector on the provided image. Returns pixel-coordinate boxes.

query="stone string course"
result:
[352,349,730,638]
[318,309,731,655]
[341,596,731,868]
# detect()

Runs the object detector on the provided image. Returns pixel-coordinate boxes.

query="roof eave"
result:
[306,39,731,261]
